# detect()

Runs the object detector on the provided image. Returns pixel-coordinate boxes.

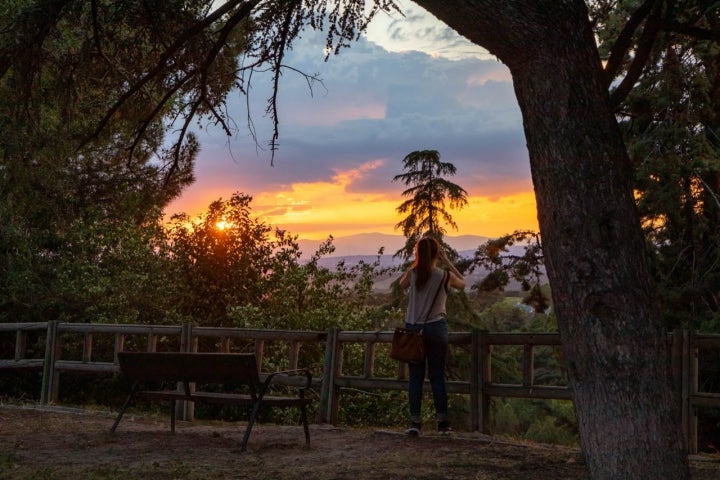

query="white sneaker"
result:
[405,422,421,436]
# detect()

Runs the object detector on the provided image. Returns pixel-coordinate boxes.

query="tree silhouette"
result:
[392,150,468,260]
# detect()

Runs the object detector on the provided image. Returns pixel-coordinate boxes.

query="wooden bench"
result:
[110,352,313,451]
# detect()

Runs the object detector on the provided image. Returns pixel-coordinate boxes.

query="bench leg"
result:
[110,394,133,433]
[241,403,261,452]
[300,404,310,446]
[170,400,176,433]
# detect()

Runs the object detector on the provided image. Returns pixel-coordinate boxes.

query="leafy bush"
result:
[524,415,577,445]
[490,398,577,445]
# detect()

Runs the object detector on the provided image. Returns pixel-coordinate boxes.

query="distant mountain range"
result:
[297,232,490,259]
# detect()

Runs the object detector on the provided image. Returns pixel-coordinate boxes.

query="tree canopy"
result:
[590,0,720,331]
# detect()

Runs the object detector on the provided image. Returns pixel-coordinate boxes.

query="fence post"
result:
[289,340,300,370]
[522,344,534,387]
[470,329,480,431]
[83,333,93,363]
[179,322,194,421]
[254,340,265,369]
[40,320,58,405]
[479,331,492,434]
[180,322,192,353]
[113,333,124,363]
[670,328,685,451]
[318,326,339,424]
[688,331,699,454]
[362,340,375,379]
[15,330,27,361]
[147,333,158,352]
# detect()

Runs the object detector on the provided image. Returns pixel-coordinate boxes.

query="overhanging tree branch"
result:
[603,0,658,89]
[604,0,720,107]
[267,2,298,164]
[608,1,663,107]
[85,0,256,148]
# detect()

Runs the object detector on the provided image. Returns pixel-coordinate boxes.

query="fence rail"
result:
[1,321,718,453]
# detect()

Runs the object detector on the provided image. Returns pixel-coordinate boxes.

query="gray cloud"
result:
[172,24,530,215]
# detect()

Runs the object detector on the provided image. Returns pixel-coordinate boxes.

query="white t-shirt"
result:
[405,268,448,325]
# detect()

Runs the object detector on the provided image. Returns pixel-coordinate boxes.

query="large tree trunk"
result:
[414,1,691,478]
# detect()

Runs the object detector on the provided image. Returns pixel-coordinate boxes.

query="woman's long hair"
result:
[412,237,439,289]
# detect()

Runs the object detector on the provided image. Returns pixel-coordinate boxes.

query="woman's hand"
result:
[438,248,466,289]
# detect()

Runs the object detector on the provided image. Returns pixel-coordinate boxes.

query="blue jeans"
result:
[406,319,448,422]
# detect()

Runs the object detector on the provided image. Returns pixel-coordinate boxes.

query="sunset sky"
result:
[165,1,538,241]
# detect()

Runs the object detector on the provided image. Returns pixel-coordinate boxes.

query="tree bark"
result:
[413,1,691,478]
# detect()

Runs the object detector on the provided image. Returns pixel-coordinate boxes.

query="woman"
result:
[397,237,466,436]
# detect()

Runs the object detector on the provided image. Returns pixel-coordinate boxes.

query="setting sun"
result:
[215,220,232,231]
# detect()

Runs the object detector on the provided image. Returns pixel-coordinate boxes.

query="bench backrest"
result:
[117,352,261,385]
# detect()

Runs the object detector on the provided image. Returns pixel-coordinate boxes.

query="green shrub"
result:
[492,400,521,435]
[524,415,577,445]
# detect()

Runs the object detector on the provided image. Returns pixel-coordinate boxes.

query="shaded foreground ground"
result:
[1,405,719,479]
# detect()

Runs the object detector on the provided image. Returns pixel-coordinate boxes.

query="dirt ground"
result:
[1,405,719,480]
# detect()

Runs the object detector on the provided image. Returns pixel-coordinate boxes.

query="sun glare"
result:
[215,220,231,231]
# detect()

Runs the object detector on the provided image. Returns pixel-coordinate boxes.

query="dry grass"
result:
[0,405,718,479]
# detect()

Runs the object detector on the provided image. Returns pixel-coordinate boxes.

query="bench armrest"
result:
[263,368,312,390]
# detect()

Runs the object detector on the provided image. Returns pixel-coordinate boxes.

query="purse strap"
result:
[420,270,448,329]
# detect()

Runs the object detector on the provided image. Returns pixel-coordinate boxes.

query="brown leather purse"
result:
[390,271,447,363]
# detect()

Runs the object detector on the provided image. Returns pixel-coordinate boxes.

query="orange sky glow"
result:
[167,166,539,241]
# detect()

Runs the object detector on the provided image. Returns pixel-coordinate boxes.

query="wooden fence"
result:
[1,321,719,453]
